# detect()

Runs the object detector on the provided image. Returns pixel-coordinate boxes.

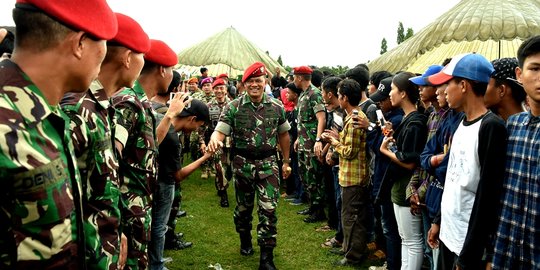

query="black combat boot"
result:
[240,232,254,256]
[258,247,277,270]
[219,190,229,208]
[303,207,326,223]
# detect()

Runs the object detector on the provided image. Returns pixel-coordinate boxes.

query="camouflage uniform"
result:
[61,80,121,270]
[297,85,326,208]
[112,80,158,270]
[198,98,230,192]
[189,92,214,163]
[215,94,290,247]
[0,60,84,269]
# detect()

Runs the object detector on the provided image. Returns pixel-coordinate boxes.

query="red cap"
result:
[16,0,117,40]
[242,62,267,83]
[144,39,177,67]
[212,78,226,88]
[110,13,150,53]
[293,66,313,75]
[217,73,228,79]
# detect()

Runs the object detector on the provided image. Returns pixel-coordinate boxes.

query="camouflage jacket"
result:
[0,60,84,268]
[61,80,121,269]
[297,85,325,152]
[198,98,229,145]
[215,94,290,153]
[112,80,158,197]
[192,91,214,104]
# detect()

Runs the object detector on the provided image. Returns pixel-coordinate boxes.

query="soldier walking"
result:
[208,62,291,270]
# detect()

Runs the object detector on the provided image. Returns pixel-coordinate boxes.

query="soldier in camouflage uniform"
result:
[293,66,327,223]
[112,39,183,270]
[208,62,291,270]
[0,1,116,268]
[61,13,150,270]
[199,78,231,207]
[192,77,215,178]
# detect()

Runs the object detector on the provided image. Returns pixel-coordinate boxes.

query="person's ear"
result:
[516,66,523,84]
[122,49,132,68]
[70,31,87,59]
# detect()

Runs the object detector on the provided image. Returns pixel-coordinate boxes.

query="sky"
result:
[0,0,462,68]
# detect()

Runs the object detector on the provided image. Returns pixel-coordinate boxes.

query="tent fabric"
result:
[368,0,540,73]
[176,27,286,78]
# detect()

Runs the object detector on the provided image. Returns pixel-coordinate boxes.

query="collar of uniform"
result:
[89,80,111,110]
[241,93,270,106]
[130,80,147,100]
[1,60,57,125]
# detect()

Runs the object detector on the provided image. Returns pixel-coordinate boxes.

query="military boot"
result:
[258,247,277,270]
[219,190,229,208]
[239,232,254,256]
[303,207,326,223]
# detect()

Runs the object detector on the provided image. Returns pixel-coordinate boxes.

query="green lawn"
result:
[164,160,384,270]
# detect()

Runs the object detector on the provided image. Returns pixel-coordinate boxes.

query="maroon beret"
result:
[212,78,226,88]
[217,73,228,79]
[144,39,177,67]
[200,77,213,86]
[16,0,117,40]
[293,66,313,75]
[242,62,267,83]
[110,13,150,53]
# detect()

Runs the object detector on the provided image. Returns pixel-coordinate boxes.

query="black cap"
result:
[286,82,302,96]
[177,99,210,123]
[370,77,393,102]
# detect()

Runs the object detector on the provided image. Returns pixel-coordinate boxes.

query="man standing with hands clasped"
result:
[207,62,291,270]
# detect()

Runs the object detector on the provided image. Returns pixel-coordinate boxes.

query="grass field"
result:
[164,159,385,270]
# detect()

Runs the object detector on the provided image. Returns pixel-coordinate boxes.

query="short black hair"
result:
[345,66,369,90]
[393,72,420,104]
[271,76,287,88]
[517,35,540,68]
[168,70,181,93]
[370,71,393,88]
[141,60,159,74]
[452,76,488,97]
[13,8,72,51]
[200,67,208,74]
[321,76,342,96]
[337,79,362,106]
[311,69,324,88]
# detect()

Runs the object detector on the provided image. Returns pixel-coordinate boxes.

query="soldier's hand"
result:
[282,163,291,179]
[166,92,192,119]
[314,141,323,159]
[200,143,207,154]
[207,138,223,153]
[293,139,298,152]
[118,233,127,269]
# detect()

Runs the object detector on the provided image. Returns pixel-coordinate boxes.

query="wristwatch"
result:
[282,158,292,164]
[316,137,321,142]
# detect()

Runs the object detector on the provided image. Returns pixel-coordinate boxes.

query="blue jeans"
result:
[380,199,402,270]
[149,181,175,270]
[332,165,343,242]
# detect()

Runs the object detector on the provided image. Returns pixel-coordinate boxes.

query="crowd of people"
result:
[1,1,540,270]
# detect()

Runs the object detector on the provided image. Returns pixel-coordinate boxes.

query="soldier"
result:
[0,0,116,268]
[293,66,327,223]
[192,76,215,179]
[60,13,149,270]
[186,77,199,94]
[208,62,291,270]
[192,77,215,103]
[112,39,184,270]
[199,78,231,207]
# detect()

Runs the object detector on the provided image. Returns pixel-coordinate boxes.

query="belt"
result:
[233,148,277,160]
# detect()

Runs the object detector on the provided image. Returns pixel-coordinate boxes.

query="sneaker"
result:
[289,198,304,206]
[369,262,388,270]
[162,257,173,264]
[329,247,345,256]
[201,171,208,179]
[176,210,187,218]
[283,194,297,201]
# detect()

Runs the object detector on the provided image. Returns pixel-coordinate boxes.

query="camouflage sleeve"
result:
[214,101,236,136]
[113,103,139,147]
[197,125,207,145]
[63,109,89,157]
[311,92,325,114]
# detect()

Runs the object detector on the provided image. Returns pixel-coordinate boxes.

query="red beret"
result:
[16,0,117,40]
[242,62,267,83]
[293,66,313,75]
[110,13,150,53]
[212,78,226,88]
[144,39,177,67]
[217,73,228,79]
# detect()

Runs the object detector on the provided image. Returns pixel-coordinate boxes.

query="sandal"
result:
[321,237,342,248]
[315,225,332,232]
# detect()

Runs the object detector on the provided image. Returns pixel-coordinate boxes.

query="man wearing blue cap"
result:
[425,53,507,270]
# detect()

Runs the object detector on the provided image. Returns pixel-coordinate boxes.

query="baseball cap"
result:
[409,65,444,86]
[428,53,494,85]
[177,99,210,123]
[369,77,393,102]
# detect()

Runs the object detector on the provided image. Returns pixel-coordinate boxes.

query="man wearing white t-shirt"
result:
[426,53,507,270]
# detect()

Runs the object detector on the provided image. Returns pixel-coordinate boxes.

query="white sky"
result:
[0,0,462,67]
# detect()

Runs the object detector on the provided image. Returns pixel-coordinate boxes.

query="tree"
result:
[397,22,405,44]
[380,38,388,55]
[277,55,283,66]
[405,28,414,40]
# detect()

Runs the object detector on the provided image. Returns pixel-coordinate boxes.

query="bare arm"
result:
[175,151,213,182]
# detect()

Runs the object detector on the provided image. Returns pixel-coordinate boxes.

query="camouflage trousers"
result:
[211,150,229,191]
[232,155,279,247]
[298,151,325,207]
[121,192,152,270]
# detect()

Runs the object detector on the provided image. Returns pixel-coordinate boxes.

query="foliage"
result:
[405,28,414,40]
[397,22,405,44]
[277,55,283,66]
[380,38,388,55]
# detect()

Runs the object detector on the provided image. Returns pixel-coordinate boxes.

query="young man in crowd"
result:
[491,35,540,269]
[427,53,507,269]
[0,0,116,268]
[61,13,150,270]
[322,79,369,267]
